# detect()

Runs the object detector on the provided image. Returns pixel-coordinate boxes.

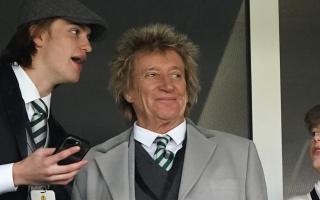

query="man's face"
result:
[125,49,188,129]
[309,127,320,172]
[33,19,92,85]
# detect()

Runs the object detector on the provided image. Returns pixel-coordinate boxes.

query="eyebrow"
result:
[69,22,92,35]
[145,66,158,71]
[145,65,183,70]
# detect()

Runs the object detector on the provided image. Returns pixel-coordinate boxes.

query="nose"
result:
[314,132,320,142]
[160,76,174,92]
[81,37,93,53]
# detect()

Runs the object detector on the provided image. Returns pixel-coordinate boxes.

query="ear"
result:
[124,91,134,103]
[29,25,46,48]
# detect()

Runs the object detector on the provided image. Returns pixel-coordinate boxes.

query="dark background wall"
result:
[280,0,320,198]
[0,0,249,145]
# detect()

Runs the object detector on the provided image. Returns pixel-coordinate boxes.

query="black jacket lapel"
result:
[0,63,29,158]
[311,187,320,200]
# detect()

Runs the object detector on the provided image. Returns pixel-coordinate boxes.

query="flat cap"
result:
[18,0,107,41]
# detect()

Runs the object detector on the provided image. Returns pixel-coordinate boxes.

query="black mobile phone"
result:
[55,135,90,165]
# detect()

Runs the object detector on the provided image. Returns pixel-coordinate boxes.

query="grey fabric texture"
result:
[72,119,268,200]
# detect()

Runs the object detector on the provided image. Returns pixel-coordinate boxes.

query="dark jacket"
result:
[0,62,70,200]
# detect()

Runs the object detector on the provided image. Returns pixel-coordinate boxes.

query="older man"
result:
[72,24,267,200]
[0,0,107,199]
[289,105,320,200]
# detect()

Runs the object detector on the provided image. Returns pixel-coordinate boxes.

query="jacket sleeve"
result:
[71,158,114,200]
[246,141,268,200]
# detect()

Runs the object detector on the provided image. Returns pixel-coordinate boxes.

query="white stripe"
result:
[31,121,46,133]
[35,99,46,111]
[158,158,168,167]
[155,150,164,159]
[32,114,41,121]
[34,132,46,144]
[165,162,173,171]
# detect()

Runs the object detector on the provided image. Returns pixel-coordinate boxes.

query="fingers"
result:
[53,160,88,175]
[51,177,74,185]
[46,169,80,185]
[12,147,88,186]
[43,160,87,185]
[43,159,87,178]
[48,146,81,164]
[33,147,56,156]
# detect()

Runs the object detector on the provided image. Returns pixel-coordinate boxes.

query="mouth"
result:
[71,56,86,65]
[312,146,320,155]
[156,97,176,101]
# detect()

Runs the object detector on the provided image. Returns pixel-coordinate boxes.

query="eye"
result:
[145,72,158,78]
[70,28,80,36]
[171,72,183,79]
[87,34,92,41]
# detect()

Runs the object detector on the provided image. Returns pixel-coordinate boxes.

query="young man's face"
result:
[32,19,92,85]
[310,127,320,172]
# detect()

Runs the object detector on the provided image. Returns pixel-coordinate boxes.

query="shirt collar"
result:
[12,63,51,112]
[134,119,186,147]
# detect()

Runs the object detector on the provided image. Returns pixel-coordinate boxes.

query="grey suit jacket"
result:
[72,120,267,200]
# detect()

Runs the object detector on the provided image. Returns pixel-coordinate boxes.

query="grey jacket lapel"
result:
[178,122,217,200]
[128,132,136,200]
[95,130,135,200]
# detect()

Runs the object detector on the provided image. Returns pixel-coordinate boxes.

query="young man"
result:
[0,0,107,199]
[289,104,320,200]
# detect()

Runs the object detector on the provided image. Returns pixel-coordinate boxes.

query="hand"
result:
[12,146,87,186]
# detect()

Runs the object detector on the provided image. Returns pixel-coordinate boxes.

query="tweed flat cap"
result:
[18,0,107,41]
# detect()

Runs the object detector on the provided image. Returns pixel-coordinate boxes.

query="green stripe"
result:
[155,148,163,155]
[31,99,48,117]
[161,152,174,170]
[31,126,47,138]
[30,114,46,126]
[35,140,46,148]
[162,159,171,169]
[155,154,165,163]
[31,102,45,114]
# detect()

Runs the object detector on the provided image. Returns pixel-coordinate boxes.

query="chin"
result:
[312,159,320,171]
[157,113,183,122]
[67,75,81,83]
[72,78,80,83]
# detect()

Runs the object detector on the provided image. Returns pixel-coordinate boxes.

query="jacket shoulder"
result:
[85,128,132,159]
[192,122,251,146]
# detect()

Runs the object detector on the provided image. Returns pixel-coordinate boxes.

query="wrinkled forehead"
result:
[131,49,185,70]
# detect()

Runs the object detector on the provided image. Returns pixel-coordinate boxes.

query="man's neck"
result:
[136,118,185,134]
[23,67,54,97]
